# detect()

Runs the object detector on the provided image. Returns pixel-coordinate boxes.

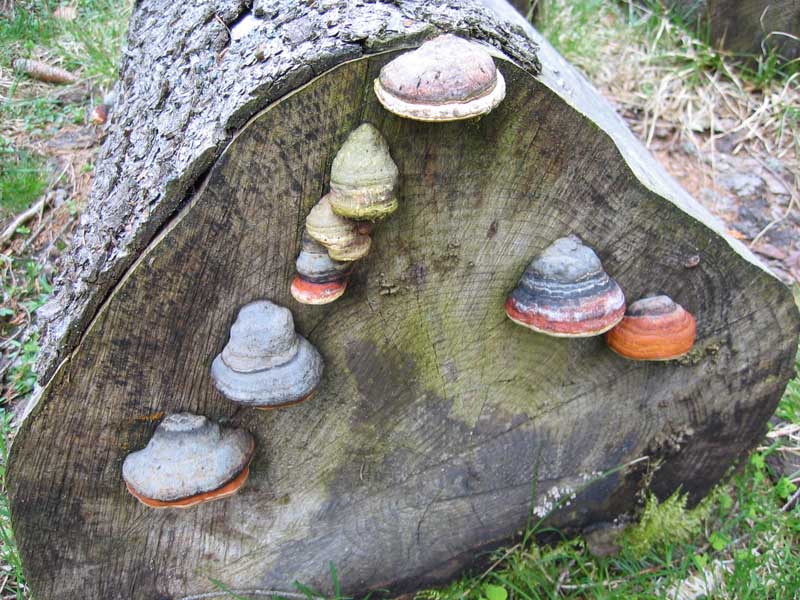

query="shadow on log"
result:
[9,1,799,599]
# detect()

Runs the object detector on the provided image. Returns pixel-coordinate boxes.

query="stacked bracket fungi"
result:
[304,195,372,262]
[374,34,506,122]
[605,295,697,360]
[292,123,399,305]
[211,300,324,408]
[291,232,354,305]
[505,236,626,337]
[122,413,255,509]
[123,300,324,509]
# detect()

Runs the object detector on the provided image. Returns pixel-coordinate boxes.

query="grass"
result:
[1,1,130,136]
[0,138,47,217]
[535,0,800,164]
[0,0,128,84]
[0,1,799,599]
[0,409,26,600]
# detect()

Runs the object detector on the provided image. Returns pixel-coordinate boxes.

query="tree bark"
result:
[9,1,799,599]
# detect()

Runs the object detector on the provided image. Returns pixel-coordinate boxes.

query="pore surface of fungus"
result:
[291,231,353,305]
[605,295,697,360]
[210,300,324,407]
[329,123,399,221]
[122,413,255,509]
[374,34,506,122]
[505,235,626,337]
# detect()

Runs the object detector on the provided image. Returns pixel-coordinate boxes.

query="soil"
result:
[624,119,799,285]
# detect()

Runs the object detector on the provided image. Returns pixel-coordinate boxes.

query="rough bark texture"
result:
[9,1,800,600]
[662,0,800,59]
[32,0,541,384]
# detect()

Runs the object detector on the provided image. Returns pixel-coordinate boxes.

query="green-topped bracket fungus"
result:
[329,123,399,221]
[8,2,799,600]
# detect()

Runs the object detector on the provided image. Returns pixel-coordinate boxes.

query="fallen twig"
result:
[0,198,46,246]
[781,486,800,512]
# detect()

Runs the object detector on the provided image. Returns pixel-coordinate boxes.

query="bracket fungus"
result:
[211,300,324,408]
[305,194,372,261]
[329,123,399,221]
[122,413,255,509]
[505,235,626,337]
[374,34,506,122]
[605,295,697,361]
[291,231,354,305]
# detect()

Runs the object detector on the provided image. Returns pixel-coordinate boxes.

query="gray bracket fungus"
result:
[374,33,506,121]
[210,300,324,408]
[122,413,255,508]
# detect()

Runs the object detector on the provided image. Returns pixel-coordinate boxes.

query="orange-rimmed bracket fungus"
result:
[122,413,255,509]
[328,123,399,221]
[211,300,323,408]
[505,235,626,337]
[291,231,354,305]
[305,194,372,261]
[374,33,506,121]
[605,295,697,361]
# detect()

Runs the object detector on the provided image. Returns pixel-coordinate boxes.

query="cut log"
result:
[9,1,799,599]
[661,0,800,59]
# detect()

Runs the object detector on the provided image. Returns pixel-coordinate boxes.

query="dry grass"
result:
[538,0,800,169]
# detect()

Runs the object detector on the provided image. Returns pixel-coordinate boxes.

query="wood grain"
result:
[10,53,799,600]
[33,0,543,382]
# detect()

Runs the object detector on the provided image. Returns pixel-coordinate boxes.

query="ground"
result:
[0,1,799,599]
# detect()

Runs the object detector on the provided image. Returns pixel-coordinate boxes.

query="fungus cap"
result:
[291,234,352,305]
[211,300,324,407]
[374,34,506,122]
[122,413,255,508]
[295,232,353,283]
[605,295,696,360]
[305,194,371,261]
[329,123,399,220]
[291,276,348,305]
[221,300,299,373]
[505,235,626,337]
